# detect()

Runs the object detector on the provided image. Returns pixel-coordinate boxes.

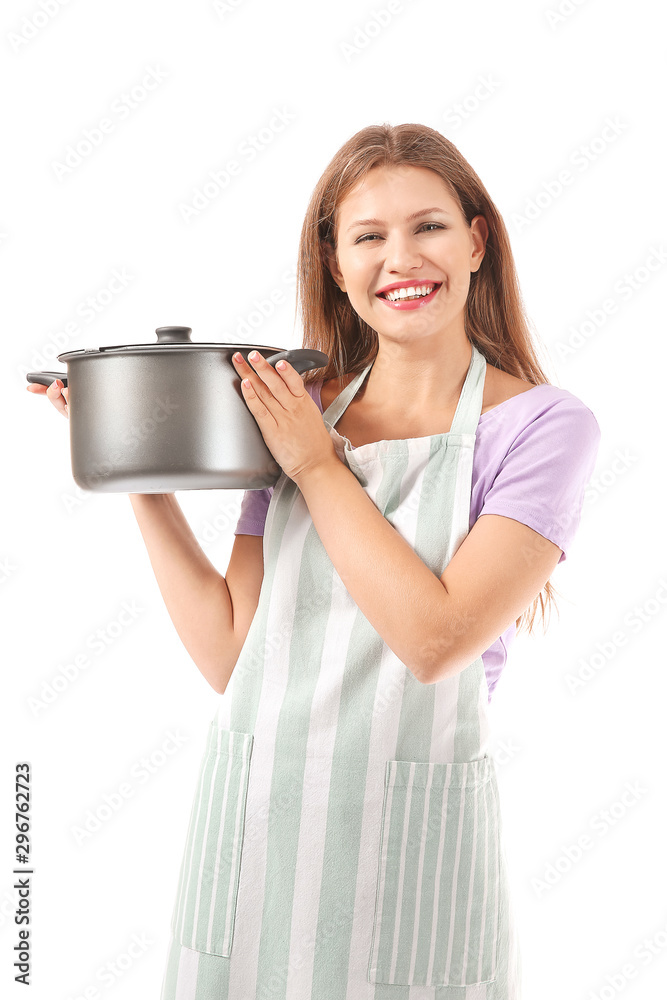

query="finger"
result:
[245,351,297,403]
[240,377,273,422]
[46,379,69,417]
[231,352,258,387]
[232,353,261,398]
[232,353,276,406]
[272,359,302,387]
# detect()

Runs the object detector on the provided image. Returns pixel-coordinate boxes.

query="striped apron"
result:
[160,340,522,999]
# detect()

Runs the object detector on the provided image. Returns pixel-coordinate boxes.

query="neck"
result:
[362,332,474,417]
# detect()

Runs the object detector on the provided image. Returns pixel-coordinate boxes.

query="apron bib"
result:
[161,341,522,999]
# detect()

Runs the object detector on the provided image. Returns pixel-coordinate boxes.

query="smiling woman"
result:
[155,123,601,1000]
[324,168,487,342]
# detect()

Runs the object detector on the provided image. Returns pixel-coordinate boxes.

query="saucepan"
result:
[26,325,329,492]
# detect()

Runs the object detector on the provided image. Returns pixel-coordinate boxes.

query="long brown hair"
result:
[293,122,559,636]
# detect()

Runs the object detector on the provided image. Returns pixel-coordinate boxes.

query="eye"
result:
[354,223,446,244]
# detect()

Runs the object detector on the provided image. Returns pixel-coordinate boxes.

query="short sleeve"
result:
[477,395,601,564]
[234,487,272,535]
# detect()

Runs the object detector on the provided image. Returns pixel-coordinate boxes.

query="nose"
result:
[382,231,424,272]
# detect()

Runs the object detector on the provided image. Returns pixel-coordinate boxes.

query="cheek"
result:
[336,254,378,306]
[348,285,375,317]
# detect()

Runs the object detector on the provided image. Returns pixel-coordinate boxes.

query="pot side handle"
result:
[26,371,69,388]
[264,349,329,375]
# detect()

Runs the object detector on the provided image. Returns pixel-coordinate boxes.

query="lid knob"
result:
[155,326,193,344]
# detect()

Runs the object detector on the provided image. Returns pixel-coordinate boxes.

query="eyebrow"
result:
[345,207,453,233]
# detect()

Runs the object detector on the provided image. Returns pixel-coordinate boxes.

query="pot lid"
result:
[57,326,284,361]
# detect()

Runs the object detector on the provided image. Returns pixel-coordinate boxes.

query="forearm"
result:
[293,459,448,683]
[127,494,235,690]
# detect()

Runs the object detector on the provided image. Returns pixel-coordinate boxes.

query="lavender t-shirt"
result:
[234,378,601,700]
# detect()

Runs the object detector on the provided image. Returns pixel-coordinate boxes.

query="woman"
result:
[30,123,601,998]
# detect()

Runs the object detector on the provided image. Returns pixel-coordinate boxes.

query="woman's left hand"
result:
[232,351,338,484]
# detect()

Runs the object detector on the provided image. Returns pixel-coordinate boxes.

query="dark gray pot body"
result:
[26,327,329,493]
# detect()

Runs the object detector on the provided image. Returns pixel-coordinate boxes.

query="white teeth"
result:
[383,283,436,302]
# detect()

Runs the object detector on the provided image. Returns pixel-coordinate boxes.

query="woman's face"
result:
[325,164,487,348]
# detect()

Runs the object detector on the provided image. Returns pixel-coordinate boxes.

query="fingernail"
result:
[50,380,60,392]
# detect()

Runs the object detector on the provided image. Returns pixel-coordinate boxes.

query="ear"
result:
[321,239,346,292]
[469,215,489,273]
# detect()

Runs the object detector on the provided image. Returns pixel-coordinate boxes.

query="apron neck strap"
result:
[322,342,487,434]
[449,342,487,436]
[322,361,374,429]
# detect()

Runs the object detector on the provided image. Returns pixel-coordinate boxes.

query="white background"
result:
[2,0,666,997]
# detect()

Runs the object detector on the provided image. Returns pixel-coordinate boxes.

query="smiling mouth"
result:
[377,282,441,302]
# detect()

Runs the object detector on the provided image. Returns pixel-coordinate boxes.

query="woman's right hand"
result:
[26,379,69,418]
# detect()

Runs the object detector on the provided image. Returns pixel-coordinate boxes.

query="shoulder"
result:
[477,382,601,477]
[483,365,534,408]
[481,379,600,434]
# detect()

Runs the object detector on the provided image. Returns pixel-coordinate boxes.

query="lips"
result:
[376,282,442,311]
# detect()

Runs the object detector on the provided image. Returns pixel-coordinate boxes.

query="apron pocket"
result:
[170,722,254,957]
[368,754,501,987]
